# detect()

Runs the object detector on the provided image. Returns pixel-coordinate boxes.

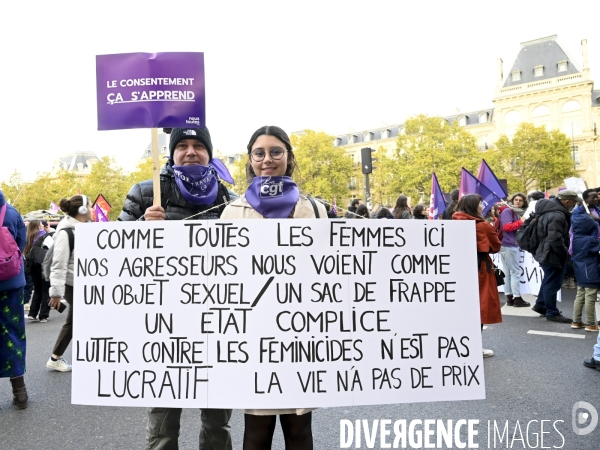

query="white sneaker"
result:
[483,349,494,358]
[46,357,72,372]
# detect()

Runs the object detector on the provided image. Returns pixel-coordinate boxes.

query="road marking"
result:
[528,330,585,339]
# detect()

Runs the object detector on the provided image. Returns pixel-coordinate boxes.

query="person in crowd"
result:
[0,188,28,409]
[442,189,459,220]
[346,198,361,218]
[46,195,93,373]
[452,194,502,357]
[499,193,530,307]
[412,204,428,220]
[376,207,394,219]
[570,193,600,331]
[314,196,337,218]
[23,220,51,322]
[392,195,412,219]
[119,127,233,450]
[356,204,370,219]
[524,191,545,218]
[221,125,326,450]
[531,190,582,322]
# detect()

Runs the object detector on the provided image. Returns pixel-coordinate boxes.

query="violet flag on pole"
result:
[459,167,479,199]
[460,168,501,216]
[477,159,508,199]
[428,172,447,220]
[95,204,109,222]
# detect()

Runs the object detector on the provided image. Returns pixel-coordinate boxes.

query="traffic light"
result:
[361,147,376,174]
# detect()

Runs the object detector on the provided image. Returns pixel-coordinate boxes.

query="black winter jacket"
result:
[118,163,230,222]
[533,198,571,267]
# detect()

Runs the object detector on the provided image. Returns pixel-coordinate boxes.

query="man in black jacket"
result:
[531,190,582,322]
[119,127,232,450]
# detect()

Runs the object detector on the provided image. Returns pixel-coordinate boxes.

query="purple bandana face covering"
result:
[245,176,299,218]
[172,163,218,205]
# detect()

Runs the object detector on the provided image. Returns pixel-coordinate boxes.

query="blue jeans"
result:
[536,263,567,317]
[594,332,600,361]
[146,408,232,450]
[500,246,521,296]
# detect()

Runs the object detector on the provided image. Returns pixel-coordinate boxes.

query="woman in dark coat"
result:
[570,208,600,331]
[0,189,28,409]
[453,194,502,357]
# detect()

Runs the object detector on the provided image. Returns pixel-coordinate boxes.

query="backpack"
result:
[516,214,539,253]
[0,204,23,280]
[42,228,74,282]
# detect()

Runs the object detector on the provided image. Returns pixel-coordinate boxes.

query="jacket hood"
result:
[572,211,599,236]
[56,215,79,231]
[0,189,5,207]
[452,211,484,222]
[535,197,568,217]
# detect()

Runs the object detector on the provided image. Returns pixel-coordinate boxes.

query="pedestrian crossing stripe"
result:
[527,330,585,339]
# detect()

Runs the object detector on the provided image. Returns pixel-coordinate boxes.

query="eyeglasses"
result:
[250,147,286,162]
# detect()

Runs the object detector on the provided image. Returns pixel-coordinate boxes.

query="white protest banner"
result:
[72,219,486,408]
[491,250,545,295]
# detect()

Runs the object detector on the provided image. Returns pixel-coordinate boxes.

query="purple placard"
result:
[96,52,205,130]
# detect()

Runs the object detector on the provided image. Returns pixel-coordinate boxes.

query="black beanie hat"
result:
[169,127,213,161]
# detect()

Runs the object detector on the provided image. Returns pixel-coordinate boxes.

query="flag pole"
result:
[151,128,161,206]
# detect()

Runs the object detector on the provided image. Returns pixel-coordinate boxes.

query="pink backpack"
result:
[0,204,23,280]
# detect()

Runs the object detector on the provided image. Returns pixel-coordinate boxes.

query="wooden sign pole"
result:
[151,128,161,206]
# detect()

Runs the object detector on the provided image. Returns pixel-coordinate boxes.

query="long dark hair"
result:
[24,220,43,256]
[356,204,370,218]
[245,126,298,182]
[456,194,483,219]
[392,195,410,219]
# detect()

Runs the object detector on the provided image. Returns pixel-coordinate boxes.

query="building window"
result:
[534,65,544,77]
[479,113,487,124]
[512,70,521,81]
[364,132,372,142]
[333,138,341,147]
[458,116,467,126]
[349,176,357,190]
[381,129,389,139]
[572,146,580,165]
[558,60,568,72]
[348,135,355,145]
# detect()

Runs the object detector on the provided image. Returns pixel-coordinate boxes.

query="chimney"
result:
[582,39,589,73]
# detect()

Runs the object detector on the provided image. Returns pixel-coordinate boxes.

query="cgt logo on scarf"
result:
[259,178,284,198]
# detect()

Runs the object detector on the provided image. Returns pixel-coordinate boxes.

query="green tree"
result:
[381,115,480,202]
[489,123,577,194]
[82,157,131,220]
[291,130,354,204]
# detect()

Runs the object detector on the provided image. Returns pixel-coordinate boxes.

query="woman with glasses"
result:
[452,194,502,358]
[221,125,326,450]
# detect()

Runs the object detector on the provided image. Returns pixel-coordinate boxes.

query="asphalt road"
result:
[2,288,600,449]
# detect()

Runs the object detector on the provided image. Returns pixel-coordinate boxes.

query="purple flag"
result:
[459,168,478,199]
[95,204,109,222]
[96,52,205,130]
[460,168,501,216]
[428,173,447,220]
[477,159,508,199]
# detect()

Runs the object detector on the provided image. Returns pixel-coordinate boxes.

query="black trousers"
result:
[29,266,50,320]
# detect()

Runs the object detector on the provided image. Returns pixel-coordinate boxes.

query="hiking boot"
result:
[10,376,27,410]
[532,304,547,316]
[571,322,585,329]
[512,297,530,307]
[585,324,599,332]
[547,314,572,323]
[505,294,514,306]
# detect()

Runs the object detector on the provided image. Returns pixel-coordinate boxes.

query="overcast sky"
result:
[1,0,598,182]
